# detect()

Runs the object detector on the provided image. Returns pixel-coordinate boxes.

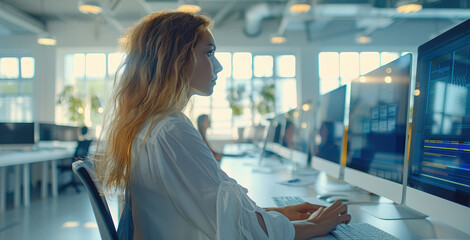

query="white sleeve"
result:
[154,118,294,239]
[216,181,295,240]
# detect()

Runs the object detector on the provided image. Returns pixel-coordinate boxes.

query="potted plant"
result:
[256,83,275,117]
[57,85,102,126]
[227,85,245,116]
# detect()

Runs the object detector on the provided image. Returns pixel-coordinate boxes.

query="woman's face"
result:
[189,30,223,96]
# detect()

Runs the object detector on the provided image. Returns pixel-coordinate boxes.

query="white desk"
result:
[0,149,74,213]
[220,151,470,239]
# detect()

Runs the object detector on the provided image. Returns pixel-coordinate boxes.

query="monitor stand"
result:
[360,204,428,220]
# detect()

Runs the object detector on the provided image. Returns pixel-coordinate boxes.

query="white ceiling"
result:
[0,0,469,42]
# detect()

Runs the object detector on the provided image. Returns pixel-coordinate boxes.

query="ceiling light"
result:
[396,0,422,13]
[62,221,80,228]
[177,0,201,13]
[289,0,311,13]
[302,103,312,111]
[177,5,201,13]
[83,222,98,228]
[271,35,286,44]
[78,0,103,14]
[356,35,372,44]
[37,35,57,46]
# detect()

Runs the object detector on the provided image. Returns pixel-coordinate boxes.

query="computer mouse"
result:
[325,196,349,203]
[317,193,347,200]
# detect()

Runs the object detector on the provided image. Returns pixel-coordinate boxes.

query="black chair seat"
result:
[59,140,92,193]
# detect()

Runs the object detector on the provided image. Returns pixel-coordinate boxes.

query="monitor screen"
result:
[39,122,56,141]
[407,19,470,234]
[285,104,314,154]
[344,53,411,203]
[262,115,285,154]
[242,125,267,148]
[0,122,35,146]
[273,113,291,160]
[39,123,79,142]
[283,103,315,167]
[311,85,347,178]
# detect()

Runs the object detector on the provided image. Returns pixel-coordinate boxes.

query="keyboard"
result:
[331,223,399,240]
[272,196,304,207]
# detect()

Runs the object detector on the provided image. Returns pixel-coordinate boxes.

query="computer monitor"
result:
[55,125,79,142]
[0,122,35,150]
[344,54,412,207]
[242,124,267,148]
[287,103,315,168]
[269,113,291,160]
[252,125,268,148]
[38,122,56,141]
[311,85,347,179]
[279,106,312,168]
[406,19,470,235]
[38,123,80,142]
[259,115,284,159]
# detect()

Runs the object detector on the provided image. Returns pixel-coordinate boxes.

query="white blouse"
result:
[122,112,295,240]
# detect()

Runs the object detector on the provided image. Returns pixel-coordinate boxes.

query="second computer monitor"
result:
[39,123,80,142]
[311,85,347,179]
[344,53,412,204]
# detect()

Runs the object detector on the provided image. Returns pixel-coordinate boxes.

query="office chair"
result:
[72,160,118,240]
[58,139,92,193]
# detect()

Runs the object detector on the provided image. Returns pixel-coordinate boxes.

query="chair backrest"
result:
[73,140,92,160]
[72,160,118,240]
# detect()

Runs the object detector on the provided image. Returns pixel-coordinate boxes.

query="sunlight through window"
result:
[0,57,19,79]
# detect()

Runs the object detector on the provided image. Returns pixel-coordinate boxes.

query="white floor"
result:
[0,187,119,240]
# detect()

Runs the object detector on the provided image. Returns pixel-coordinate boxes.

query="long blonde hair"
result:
[96,11,212,192]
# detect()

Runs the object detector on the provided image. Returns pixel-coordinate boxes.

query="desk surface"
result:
[220,145,470,239]
[0,148,74,167]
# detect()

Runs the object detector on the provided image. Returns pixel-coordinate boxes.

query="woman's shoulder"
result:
[140,112,196,140]
[162,112,194,129]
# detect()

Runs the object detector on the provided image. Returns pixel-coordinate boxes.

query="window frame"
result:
[0,54,35,122]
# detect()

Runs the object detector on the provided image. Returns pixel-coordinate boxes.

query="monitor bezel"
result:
[312,156,342,179]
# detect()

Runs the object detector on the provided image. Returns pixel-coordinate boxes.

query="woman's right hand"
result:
[306,200,351,236]
[293,200,351,240]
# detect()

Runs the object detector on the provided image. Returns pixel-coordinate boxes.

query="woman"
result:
[197,114,224,161]
[197,114,248,162]
[96,11,350,240]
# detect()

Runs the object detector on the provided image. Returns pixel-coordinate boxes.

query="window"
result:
[318,51,404,95]
[186,52,297,139]
[0,56,35,122]
[60,52,123,126]
[62,51,297,139]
